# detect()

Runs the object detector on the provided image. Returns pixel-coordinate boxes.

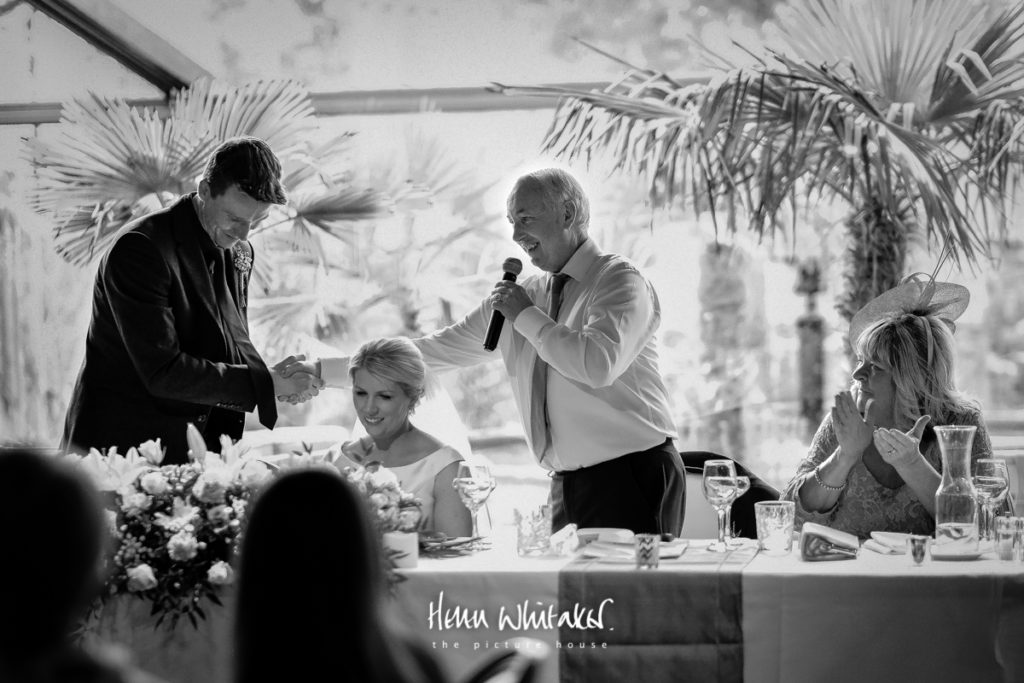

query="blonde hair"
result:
[855,312,976,428]
[349,337,426,411]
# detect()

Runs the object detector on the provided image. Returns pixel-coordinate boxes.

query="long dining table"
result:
[95,529,1024,683]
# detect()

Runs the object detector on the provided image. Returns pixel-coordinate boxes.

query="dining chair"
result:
[459,637,550,683]
[679,451,781,539]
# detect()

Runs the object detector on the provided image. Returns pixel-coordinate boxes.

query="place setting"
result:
[419,462,497,557]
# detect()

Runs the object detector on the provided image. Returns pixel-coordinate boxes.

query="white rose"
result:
[206,561,234,586]
[238,462,271,489]
[207,504,232,526]
[367,466,399,490]
[126,564,158,592]
[192,470,231,504]
[397,507,422,532]
[120,491,152,516]
[137,439,165,466]
[167,531,199,562]
[139,471,170,495]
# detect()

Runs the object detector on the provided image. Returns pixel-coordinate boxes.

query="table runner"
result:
[558,544,756,683]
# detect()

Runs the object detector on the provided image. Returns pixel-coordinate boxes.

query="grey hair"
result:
[855,312,976,428]
[348,337,426,410]
[508,168,590,235]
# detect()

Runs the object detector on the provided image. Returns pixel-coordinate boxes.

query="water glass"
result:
[755,501,795,556]
[907,535,929,566]
[703,459,739,552]
[973,458,1010,542]
[995,516,1017,561]
[634,533,661,569]
[995,516,1024,562]
[514,504,552,557]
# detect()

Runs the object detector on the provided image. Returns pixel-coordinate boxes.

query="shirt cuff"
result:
[320,357,351,388]
[513,305,551,343]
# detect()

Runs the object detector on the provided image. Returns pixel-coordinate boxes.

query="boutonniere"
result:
[231,245,252,278]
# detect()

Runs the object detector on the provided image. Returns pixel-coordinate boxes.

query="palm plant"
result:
[26,79,381,271]
[495,0,1024,328]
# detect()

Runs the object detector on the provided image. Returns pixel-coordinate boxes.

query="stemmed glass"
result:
[703,460,739,552]
[973,458,1010,543]
[725,475,751,547]
[452,463,496,544]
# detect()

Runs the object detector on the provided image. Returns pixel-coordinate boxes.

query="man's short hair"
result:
[511,168,590,234]
[202,136,287,204]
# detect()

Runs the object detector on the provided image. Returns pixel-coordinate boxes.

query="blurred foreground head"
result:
[0,448,105,663]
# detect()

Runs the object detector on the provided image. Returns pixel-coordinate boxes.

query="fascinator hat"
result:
[848,272,970,347]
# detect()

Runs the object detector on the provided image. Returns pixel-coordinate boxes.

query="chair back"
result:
[679,451,780,539]
[460,637,550,683]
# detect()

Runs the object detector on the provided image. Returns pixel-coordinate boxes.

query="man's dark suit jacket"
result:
[61,194,276,464]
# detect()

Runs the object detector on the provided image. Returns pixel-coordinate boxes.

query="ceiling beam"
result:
[0,81,638,126]
[26,0,211,94]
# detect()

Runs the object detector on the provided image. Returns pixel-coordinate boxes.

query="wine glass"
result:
[725,475,751,548]
[973,458,1010,543]
[703,460,739,552]
[452,463,496,543]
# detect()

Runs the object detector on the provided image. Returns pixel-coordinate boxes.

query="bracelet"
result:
[813,465,846,492]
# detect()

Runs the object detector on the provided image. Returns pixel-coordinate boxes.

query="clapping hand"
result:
[271,354,324,404]
[873,415,931,469]
[832,390,875,463]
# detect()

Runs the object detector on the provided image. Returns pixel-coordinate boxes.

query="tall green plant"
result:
[496,0,1024,326]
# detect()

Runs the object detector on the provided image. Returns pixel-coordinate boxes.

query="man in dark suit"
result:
[62,136,320,464]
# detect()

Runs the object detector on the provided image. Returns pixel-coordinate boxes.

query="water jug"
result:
[933,425,978,558]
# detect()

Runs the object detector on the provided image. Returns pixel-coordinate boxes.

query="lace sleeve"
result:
[781,413,841,526]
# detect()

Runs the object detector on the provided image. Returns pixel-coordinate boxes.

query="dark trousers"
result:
[550,438,686,536]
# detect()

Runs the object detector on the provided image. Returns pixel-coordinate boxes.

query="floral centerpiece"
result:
[70,429,422,630]
[70,428,272,629]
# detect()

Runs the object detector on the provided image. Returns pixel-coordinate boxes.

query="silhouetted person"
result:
[0,448,163,683]
[233,469,446,683]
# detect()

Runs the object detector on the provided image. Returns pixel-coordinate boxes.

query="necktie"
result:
[529,273,570,461]
[213,252,277,430]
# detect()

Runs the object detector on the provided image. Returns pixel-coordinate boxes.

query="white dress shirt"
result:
[322,238,678,471]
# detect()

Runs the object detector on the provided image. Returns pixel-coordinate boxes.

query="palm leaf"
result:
[494,0,1024,271]
[171,79,317,161]
[27,79,322,266]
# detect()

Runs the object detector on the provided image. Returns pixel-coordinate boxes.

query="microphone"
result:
[483,257,523,351]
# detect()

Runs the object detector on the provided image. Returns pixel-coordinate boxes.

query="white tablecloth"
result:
[742,547,1024,683]
[95,535,1024,683]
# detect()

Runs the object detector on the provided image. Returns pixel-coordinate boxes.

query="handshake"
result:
[270,354,324,405]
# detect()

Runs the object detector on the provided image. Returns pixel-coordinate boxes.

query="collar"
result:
[555,237,600,283]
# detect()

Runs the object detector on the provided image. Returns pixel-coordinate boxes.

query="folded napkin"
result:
[799,522,859,561]
[863,531,910,555]
[581,539,689,562]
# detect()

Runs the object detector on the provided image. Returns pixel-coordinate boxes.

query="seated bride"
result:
[331,337,472,538]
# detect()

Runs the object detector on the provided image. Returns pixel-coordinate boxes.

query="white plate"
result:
[869,531,910,553]
[577,528,634,544]
[582,539,689,561]
[930,550,983,561]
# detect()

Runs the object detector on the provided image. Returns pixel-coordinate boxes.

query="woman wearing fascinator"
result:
[782,274,994,538]
[328,337,472,538]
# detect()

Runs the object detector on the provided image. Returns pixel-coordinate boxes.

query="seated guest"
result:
[782,277,992,538]
[333,337,472,538]
[0,449,163,683]
[233,469,445,683]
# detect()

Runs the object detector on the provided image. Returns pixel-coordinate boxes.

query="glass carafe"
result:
[933,425,979,558]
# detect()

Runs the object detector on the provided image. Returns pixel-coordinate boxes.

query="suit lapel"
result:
[171,199,231,344]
